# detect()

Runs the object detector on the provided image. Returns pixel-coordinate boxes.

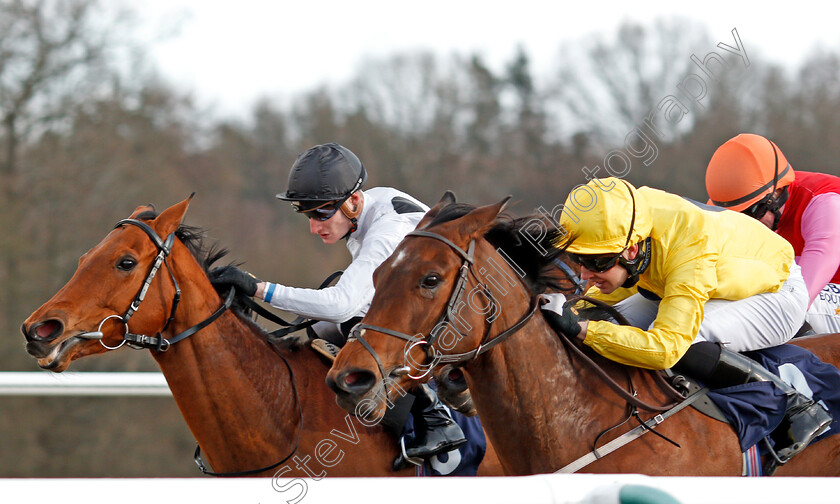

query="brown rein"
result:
[563,294,687,412]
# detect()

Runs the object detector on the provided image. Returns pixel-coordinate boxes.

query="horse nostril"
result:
[25,319,64,342]
[437,365,468,392]
[325,374,341,394]
[336,369,376,395]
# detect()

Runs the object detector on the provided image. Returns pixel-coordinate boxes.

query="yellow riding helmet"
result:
[556,178,652,255]
[705,133,795,212]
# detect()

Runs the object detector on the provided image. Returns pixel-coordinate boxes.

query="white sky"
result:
[136,0,840,119]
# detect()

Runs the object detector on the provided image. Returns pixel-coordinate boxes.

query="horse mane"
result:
[134,210,229,272]
[426,204,566,295]
[134,210,265,327]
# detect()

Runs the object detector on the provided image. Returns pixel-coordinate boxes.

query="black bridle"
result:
[94,218,300,477]
[349,229,540,390]
[87,219,234,352]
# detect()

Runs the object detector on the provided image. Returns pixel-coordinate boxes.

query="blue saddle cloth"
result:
[401,381,488,476]
[706,344,840,452]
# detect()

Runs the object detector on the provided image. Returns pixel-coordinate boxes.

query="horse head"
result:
[327,192,549,422]
[22,196,195,372]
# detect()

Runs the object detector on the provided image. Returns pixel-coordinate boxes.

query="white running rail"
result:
[0,372,171,396]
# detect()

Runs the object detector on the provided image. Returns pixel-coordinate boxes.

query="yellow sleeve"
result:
[581,284,639,304]
[582,254,717,370]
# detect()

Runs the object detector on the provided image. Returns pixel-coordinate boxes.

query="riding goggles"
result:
[741,188,788,221]
[567,251,624,273]
[292,200,341,221]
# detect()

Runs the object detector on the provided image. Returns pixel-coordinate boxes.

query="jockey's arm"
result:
[797,193,840,305]
[256,233,402,323]
[578,256,715,370]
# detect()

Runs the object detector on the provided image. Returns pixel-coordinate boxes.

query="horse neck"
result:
[462,292,604,474]
[149,246,302,472]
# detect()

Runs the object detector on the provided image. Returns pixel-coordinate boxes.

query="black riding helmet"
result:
[276,143,367,209]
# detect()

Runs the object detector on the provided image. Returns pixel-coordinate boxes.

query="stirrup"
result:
[311,339,340,362]
[762,405,832,475]
[393,436,425,471]
[762,437,782,476]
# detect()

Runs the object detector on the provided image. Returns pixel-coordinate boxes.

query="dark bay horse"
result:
[327,193,840,476]
[21,196,503,477]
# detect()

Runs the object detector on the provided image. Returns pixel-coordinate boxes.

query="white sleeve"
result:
[262,230,407,323]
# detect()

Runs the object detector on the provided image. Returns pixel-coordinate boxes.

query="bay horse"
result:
[20,195,502,477]
[327,192,840,476]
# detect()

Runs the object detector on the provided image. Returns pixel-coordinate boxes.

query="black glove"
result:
[541,301,581,338]
[209,265,259,297]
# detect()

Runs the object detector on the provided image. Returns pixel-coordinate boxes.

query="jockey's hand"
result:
[276,331,311,351]
[540,293,581,338]
[208,266,259,297]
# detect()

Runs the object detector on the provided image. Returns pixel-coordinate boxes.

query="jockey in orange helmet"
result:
[706,133,840,334]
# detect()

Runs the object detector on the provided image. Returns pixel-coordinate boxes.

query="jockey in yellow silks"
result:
[540,177,830,468]
[565,177,795,369]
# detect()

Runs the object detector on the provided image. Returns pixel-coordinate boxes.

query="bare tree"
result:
[551,18,712,147]
[0,0,135,343]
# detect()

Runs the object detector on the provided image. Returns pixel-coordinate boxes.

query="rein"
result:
[555,329,677,413]
[237,270,344,339]
[349,229,540,389]
[547,295,702,472]
[560,294,687,410]
[555,386,709,473]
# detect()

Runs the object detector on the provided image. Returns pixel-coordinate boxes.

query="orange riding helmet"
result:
[705,133,795,213]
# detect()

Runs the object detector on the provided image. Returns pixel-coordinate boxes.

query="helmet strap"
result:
[619,237,652,288]
[765,137,785,232]
[342,218,358,239]
[768,187,789,231]
[339,192,363,238]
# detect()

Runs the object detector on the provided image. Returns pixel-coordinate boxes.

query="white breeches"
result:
[614,263,810,352]
[806,283,840,334]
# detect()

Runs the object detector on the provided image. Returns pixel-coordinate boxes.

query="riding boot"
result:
[716,349,832,463]
[677,343,832,466]
[404,384,467,459]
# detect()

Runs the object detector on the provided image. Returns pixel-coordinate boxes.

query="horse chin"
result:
[30,336,87,372]
[334,385,388,422]
[434,365,477,416]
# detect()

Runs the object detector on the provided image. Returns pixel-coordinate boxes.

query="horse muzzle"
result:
[434,365,477,416]
[22,318,102,371]
[26,336,84,371]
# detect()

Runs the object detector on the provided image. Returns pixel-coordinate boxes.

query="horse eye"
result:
[420,273,441,289]
[116,257,137,271]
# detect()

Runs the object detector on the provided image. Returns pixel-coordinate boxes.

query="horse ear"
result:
[460,196,512,239]
[416,191,457,230]
[153,193,195,237]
